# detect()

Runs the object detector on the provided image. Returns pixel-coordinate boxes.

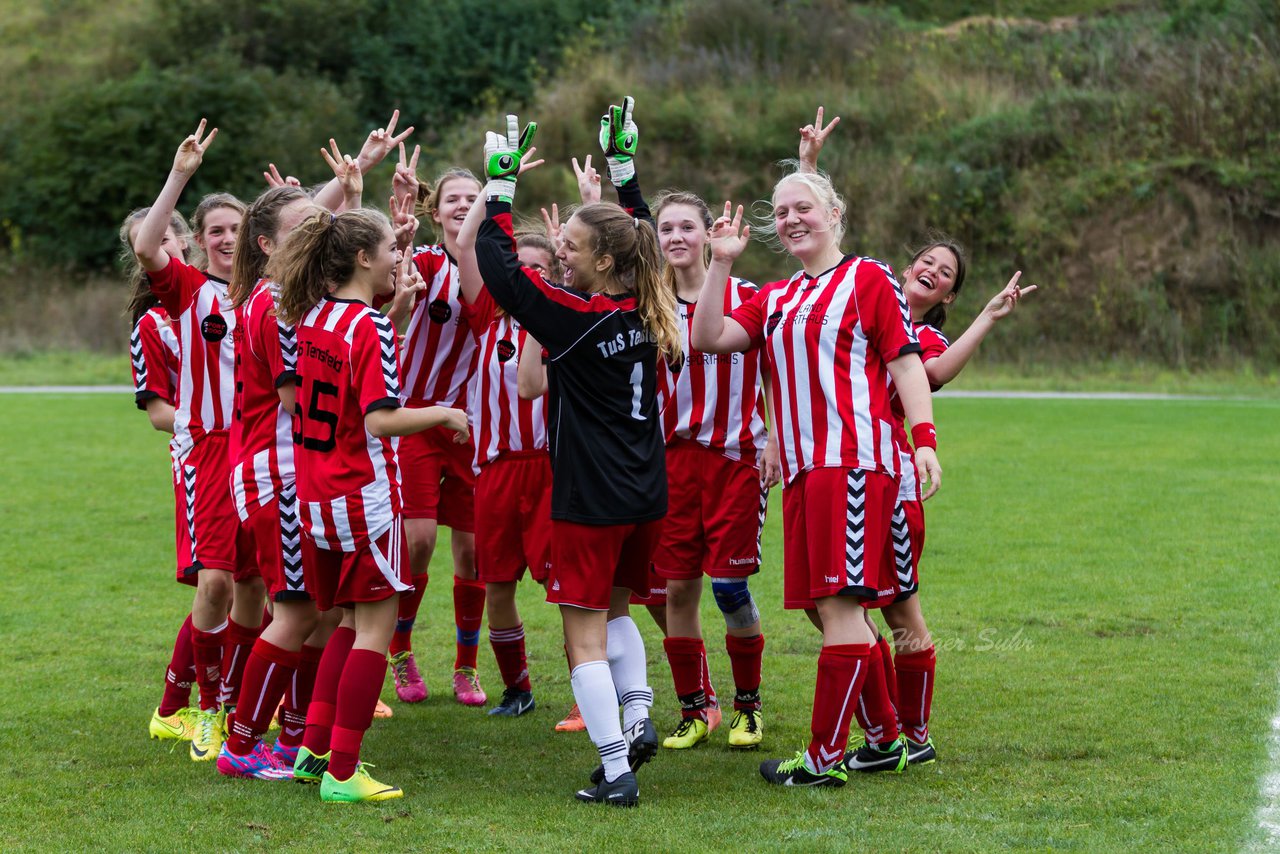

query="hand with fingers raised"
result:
[389,192,419,253]
[483,113,538,203]
[598,96,638,185]
[540,203,562,248]
[709,202,751,264]
[356,109,415,174]
[172,118,218,177]
[572,155,602,205]
[798,105,840,174]
[263,163,301,189]
[322,139,363,209]
[393,142,421,207]
[984,271,1039,321]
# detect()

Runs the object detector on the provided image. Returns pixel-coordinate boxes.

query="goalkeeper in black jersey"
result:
[474,100,681,807]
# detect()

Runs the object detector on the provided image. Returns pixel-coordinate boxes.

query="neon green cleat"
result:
[293,746,330,784]
[728,709,763,749]
[759,750,848,787]
[662,717,709,749]
[188,708,224,761]
[320,763,404,803]
[150,706,198,741]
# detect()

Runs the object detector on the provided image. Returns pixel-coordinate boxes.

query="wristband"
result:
[911,422,937,451]
[483,179,516,204]
[605,157,635,186]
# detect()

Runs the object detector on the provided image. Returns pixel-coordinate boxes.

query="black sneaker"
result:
[759,751,848,787]
[844,737,908,773]
[904,735,937,765]
[487,687,536,717]
[575,770,639,807]
[590,717,659,784]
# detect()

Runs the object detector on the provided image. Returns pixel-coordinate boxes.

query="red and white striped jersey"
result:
[892,322,950,501]
[130,306,181,410]
[467,291,547,470]
[147,257,237,456]
[294,297,404,551]
[658,278,768,467]
[730,254,921,484]
[230,279,298,520]
[399,244,480,409]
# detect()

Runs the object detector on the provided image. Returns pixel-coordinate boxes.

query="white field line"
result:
[0,385,135,393]
[1248,704,1280,852]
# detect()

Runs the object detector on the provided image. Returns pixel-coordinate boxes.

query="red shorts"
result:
[781,467,896,609]
[865,499,925,610]
[398,417,475,531]
[628,565,668,607]
[652,440,766,580]
[302,517,411,611]
[548,519,662,611]
[474,453,552,584]
[239,488,310,602]
[173,432,252,584]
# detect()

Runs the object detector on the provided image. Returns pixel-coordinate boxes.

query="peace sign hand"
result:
[393,142,421,207]
[263,163,301,189]
[356,109,415,172]
[709,202,751,263]
[172,118,218,177]
[572,155,602,205]
[321,139,362,207]
[984,271,1039,321]
[389,192,419,252]
[798,106,840,173]
[540,203,562,248]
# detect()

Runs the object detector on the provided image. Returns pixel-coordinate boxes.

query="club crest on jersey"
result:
[496,339,517,362]
[201,313,228,342]
[766,311,783,335]
[428,299,453,324]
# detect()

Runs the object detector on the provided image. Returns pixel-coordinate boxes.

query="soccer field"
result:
[1,393,1277,852]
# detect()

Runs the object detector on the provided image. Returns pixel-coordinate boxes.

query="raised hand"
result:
[540,203,562,247]
[389,192,419,252]
[518,146,545,176]
[387,248,426,333]
[572,155,602,205]
[392,142,421,206]
[356,109,415,172]
[598,96,638,185]
[483,113,538,202]
[321,139,362,206]
[172,118,217,176]
[984,271,1038,321]
[709,202,751,262]
[263,163,301,188]
[798,105,841,173]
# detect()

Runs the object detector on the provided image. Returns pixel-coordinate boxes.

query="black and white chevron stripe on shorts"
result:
[890,500,918,596]
[278,483,307,598]
[845,469,867,589]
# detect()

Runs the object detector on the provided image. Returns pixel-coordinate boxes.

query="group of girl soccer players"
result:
[125,98,1033,805]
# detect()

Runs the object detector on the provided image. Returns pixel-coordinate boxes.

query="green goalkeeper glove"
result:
[483,114,538,203]
[598,96,638,185]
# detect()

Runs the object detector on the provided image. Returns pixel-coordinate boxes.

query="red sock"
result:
[876,634,899,711]
[895,646,936,743]
[854,643,901,746]
[158,613,195,716]
[190,622,227,711]
[663,637,708,721]
[217,617,262,708]
[489,624,531,692]
[329,649,390,780]
[453,577,485,671]
[389,577,427,656]
[279,644,323,748]
[226,639,298,755]
[805,643,871,773]
[303,626,355,756]
[725,633,764,711]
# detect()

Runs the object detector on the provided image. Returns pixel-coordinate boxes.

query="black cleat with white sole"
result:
[590,718,658,784]
[844,737,908,773]
[488,687,536,717]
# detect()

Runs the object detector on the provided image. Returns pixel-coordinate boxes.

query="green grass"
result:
[0,350,132,386]
[1,394,1278,851]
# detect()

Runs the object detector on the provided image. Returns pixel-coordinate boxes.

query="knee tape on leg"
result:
[711,578,759,630]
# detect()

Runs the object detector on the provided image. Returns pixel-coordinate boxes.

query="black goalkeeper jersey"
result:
[475,197,666,526]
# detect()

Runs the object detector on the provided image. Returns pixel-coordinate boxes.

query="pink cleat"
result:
[389,650,428,703]
[452,667,487,706]
[216,741,294,780]
[706,703,723,734]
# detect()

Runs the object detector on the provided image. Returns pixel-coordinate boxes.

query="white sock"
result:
[571,660,629,783]
[606,615,652,733]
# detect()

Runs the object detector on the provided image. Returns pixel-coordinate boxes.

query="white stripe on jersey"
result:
[471,316,547,470]
[401,245,479,408]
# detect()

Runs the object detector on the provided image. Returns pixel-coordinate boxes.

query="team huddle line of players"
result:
[124,99,1034,805]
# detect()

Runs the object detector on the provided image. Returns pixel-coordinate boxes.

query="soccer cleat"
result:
[844,736,909,773]
[905,735,937,765]
[292,746,330,784]
[272,741,300,766]
[269,698,282,731]
[728,709,764,750]
[388,651,428,703]
[759,750,848,787]
[488,687,535,717]
[590,717,659,784]
[706,704,722,734]
[373,699,394,719]
[555,704,585,732]
[188,708,224,761]
[216,741,294,780]
[575,770,639,807]
[150,706,198,741]
[662,717,709,750]
[452,667,487,706]
[320,763,403,803]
